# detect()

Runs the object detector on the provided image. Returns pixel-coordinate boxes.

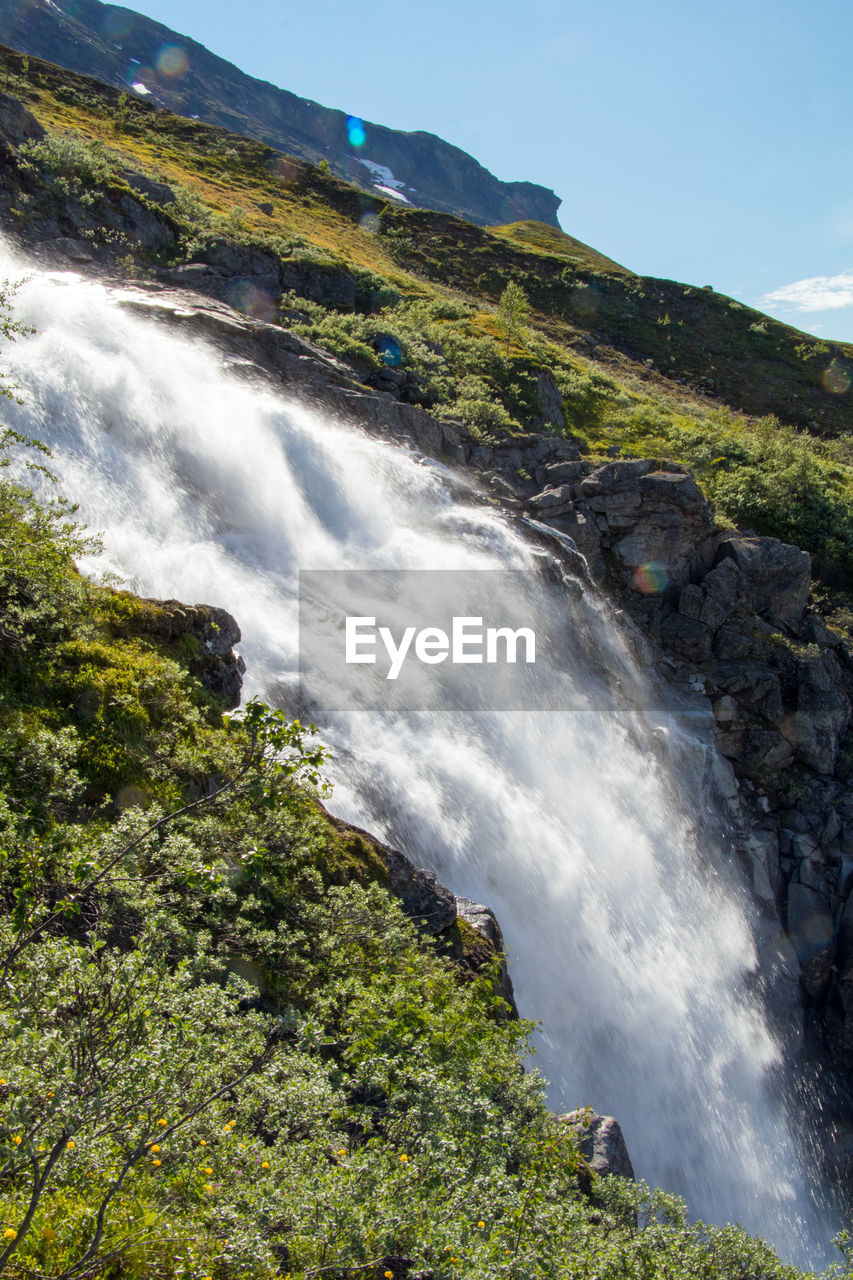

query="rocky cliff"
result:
[0,0,562,228]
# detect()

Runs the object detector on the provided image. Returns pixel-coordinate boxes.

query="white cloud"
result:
[764,269,853,312]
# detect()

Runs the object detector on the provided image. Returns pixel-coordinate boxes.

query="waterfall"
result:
[0,238,832,1268]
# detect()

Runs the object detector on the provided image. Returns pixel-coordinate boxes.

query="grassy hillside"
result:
[0,0,562,229]
[3,45,853,599]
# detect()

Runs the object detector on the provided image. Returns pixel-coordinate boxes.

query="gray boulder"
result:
[0,91,44,146]
[563,1110,634,1179]
[714,536,811,629]
[455,895,517,1014]
[579,461,717,590]
[536,371,566,429]
[123,170,176,205]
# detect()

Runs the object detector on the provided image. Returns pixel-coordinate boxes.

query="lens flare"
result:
[378,337,402,367]
[226,279,275,323]
[822,362,851,395]
[633,561,668,595]
[346,115,367,148]
[117,785,150,810]
[570,283,598,315]
[273,157,301,188]
[359,211,380,234]
[102,9,134,40]
[126,64,155,92]
[156,45,189,79]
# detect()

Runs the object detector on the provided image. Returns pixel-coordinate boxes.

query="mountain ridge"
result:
[0,0,563,229]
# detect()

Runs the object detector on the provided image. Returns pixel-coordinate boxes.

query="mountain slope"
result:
[0,0,562,228]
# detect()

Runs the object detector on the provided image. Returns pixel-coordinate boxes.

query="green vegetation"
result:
[0,286,840,1274]
[496,282,531,356]
[0,445,837,1279]
[3,42,853,596]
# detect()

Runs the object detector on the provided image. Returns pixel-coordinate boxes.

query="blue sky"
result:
[114,0,853,342]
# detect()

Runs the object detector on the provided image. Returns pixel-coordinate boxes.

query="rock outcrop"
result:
[132,597,246,710]
[562,1110,635,1180]
[325,821,518,1007]
[454,896,518,1016]
[0,89,44,146]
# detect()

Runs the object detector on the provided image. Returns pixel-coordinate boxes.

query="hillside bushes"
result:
[0,433,837,1276]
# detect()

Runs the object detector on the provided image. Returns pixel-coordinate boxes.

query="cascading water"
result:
[0,237,833,1268]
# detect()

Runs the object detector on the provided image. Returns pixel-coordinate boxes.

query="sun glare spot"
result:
[346,115,367,148]
[822,362,851,395]
[156,45,189,79]
[633,562,668,595]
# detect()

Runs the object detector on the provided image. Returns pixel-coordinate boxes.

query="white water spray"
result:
[0,240,832,1267]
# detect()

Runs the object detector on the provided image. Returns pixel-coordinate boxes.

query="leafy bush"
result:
[18,136,117,207]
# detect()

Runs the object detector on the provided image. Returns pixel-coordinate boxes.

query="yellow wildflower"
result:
[385,1272,394,1279]
[149,1144,161,1153]
[2,1228,16,1240]
[0,1079,6,1086]
[199,1139,207,1147]
[37,1146,45,1153]
[203,1182,213,1193]
[261,1160,270,1169]
[157,1118,167,1127]
[151,1159,162,1167]
[65,1140,75,1150]
[477,1220,485,1229]
[337,1148,346,1156]
[201,1166,213,1175]
[11,1136,21,1146]
[41,1226,55,1242]
[399,1153,408,1162]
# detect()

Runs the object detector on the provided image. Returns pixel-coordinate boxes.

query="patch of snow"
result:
[374,184,412,204]
[131,82,151,95]
[357,158,410,193]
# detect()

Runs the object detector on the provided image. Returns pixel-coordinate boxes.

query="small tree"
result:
[497,281,530,355]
